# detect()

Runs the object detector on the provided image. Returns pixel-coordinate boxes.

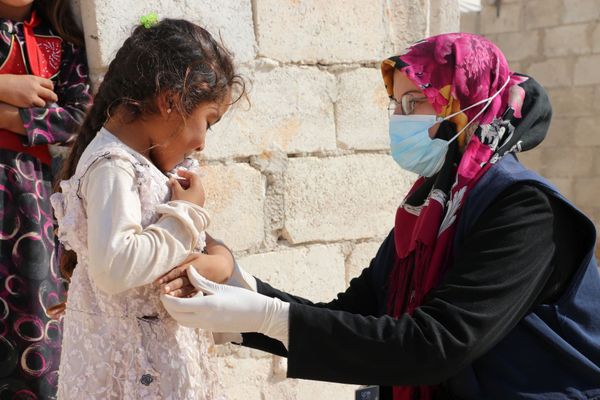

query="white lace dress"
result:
[51,129,224,399]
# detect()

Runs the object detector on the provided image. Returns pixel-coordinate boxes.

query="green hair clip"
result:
[140,12,159,29]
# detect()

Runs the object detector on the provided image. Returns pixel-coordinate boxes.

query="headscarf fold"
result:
[380,33,552,400]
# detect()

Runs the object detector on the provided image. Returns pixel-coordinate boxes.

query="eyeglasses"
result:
[388,92,429,117]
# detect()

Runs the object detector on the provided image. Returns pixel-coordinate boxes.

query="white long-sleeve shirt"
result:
[81,157,209,295]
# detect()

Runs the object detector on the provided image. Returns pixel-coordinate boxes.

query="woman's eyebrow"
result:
[403,90,424,96]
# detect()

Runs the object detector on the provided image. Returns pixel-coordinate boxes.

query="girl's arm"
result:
[18,42,92,146]
[83,157,209,295]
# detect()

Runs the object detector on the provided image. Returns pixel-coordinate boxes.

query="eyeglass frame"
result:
[387,91,429,117]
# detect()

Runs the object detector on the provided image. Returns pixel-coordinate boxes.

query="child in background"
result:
[0,0,91,398]
[50,18,242,399]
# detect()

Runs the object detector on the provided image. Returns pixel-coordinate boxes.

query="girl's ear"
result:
[157,92,176,118]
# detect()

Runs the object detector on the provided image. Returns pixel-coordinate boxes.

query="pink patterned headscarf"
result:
[379,33,551,400]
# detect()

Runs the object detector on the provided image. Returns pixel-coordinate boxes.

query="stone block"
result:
[574,177,600,207]
[574,54,600,85]
[574,118,600,146]
[202,66,337,159]
[523,0,562,29]
[336,68,390,151]
[429,0,461,35]
[549,177,575,200]
[238,245,346,302]
[385,0,429,55]
[544,24,591,57]
[254,0,387,63]
[544,117,577,147]
[562,0,600,24]
[480,3,522,34]
[283,155,414,244]
[294,379,358,399]
[202,163,265,252]
[494,31,540,62]
[593,23,600,53]
[541,146,594,177]
[79,0,256,71]
[526,58,572,88]
[517,148,544,173]
[346,241,383,285]
[216,355,273,400]
[460,11,480,34]
[547,86,596,117]
[594,151,600,175]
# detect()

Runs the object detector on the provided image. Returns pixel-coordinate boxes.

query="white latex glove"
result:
[225,260,257,291]
[161,266,289,348]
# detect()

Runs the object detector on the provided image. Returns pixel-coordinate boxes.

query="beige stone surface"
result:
[254,0,387,63]
[79,0,256,70]
[217,354,273,400]
[429,0,461,35]
[542,147,594,178]
[238,245,345,301]
[526,58,572,88]
[523,0,562,29]
[460,11,480,33]
[517,149,543,172]
[544,24,592,57]
[202,66,337,160]
[202,163,265,252]
[550,177,575,201]
[479,3,521,34]
[385,0,429,54]
[593,23,600,53]
[346,241,383,285]
[282,155,414,244]
[335,68,390,151]
[574,177,600,207]
[239,245,346,302]
[547,87,597,117]
[574,118,600,146]
[544,118,578,147]
[495,30,540,61]
[574,54,600,86]
[561,0,600,24]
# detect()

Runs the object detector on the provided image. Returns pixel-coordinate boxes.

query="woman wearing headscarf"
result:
[159,33,600,399]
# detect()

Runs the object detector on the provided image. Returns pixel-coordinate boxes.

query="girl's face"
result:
[0,0,34,20]
[151,91,232,172]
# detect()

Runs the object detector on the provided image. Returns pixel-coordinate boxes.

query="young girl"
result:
[0,0,91,398]
[50,19,242,399]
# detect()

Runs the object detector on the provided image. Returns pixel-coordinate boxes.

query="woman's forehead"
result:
[393,69,422,98]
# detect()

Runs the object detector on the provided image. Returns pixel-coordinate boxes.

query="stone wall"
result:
[75,0,459,398]
[462,0,600,257]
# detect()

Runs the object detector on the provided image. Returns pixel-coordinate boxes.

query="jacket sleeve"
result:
[83,157,210,295]
[253,184,560,387]
[241,232,395,357]
[19,41,92,146]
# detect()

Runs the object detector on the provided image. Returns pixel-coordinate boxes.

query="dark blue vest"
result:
[446,154,600,399]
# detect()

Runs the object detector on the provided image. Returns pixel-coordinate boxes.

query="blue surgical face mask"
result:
[389,76,511,177]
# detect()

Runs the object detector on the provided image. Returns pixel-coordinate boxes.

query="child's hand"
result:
[156,240,235,297]
[169,169,205,207]
[0,74,58,108]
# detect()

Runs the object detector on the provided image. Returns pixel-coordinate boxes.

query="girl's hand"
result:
[156,241,235,297]
[169,169,205,207]
[0,74,58,108]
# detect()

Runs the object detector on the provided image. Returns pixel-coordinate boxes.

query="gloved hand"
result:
[225,260,257,291]
[161,266,289,347]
